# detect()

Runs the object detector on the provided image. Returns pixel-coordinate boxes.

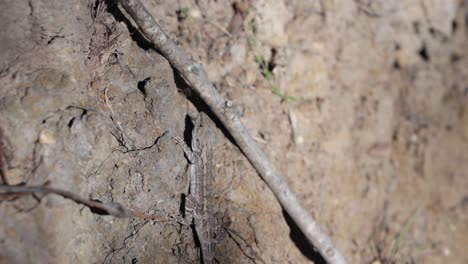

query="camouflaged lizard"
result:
[174,113,220,264]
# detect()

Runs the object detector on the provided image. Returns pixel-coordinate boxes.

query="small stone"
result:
[4,168,24,185]
[449,223,456,231]
[296,136,304,144]
[189,8,202,19]
[39,130,56,145]
[443,247,451,256]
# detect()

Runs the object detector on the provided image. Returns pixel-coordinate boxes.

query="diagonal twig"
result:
[116,1,347,263]
[0,184,166,221]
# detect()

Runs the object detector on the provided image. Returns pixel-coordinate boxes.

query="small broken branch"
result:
[0,184,165,221]
[116,1,347,263]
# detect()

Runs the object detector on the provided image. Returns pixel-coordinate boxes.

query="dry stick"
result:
[0,184,165,221]
[117,1,347,263]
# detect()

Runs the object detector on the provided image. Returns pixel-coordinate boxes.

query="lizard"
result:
[174,112,219,264]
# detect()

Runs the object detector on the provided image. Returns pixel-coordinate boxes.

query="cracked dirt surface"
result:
[1,0,467,263]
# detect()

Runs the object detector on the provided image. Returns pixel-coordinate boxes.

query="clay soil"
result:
[1,0,467,263]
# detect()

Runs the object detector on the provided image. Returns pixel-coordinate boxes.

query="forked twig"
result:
[224,226,263,263]
[0,184,165,221]
[116,1,346,263]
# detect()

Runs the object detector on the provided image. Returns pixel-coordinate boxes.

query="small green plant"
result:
[255,55,272,80]
[271,86,281,96]
[255,55,298,102]
[390,210,418,257]
[284,94,298,102]
[177,7,189,21]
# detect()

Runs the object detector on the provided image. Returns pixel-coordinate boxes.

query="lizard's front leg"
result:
[172,136,194,224]
[174,136,197,164]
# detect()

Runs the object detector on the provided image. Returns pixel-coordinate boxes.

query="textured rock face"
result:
[1,0,467,263]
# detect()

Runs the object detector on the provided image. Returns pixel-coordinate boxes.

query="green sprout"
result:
[271,86,281,96]
[177,7,189,21]
[390,210,418,257]
[254,55,263,64]
[285,95,298,102]
[255,55,298,102]
[254,55,271,80]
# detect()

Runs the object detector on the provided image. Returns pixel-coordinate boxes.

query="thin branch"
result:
[205,19,233,38]
[0,184,166,221]
[225,226,263,263]
[116,1,347,263]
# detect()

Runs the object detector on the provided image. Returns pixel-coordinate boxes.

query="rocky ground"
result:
[0,0,467,263]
